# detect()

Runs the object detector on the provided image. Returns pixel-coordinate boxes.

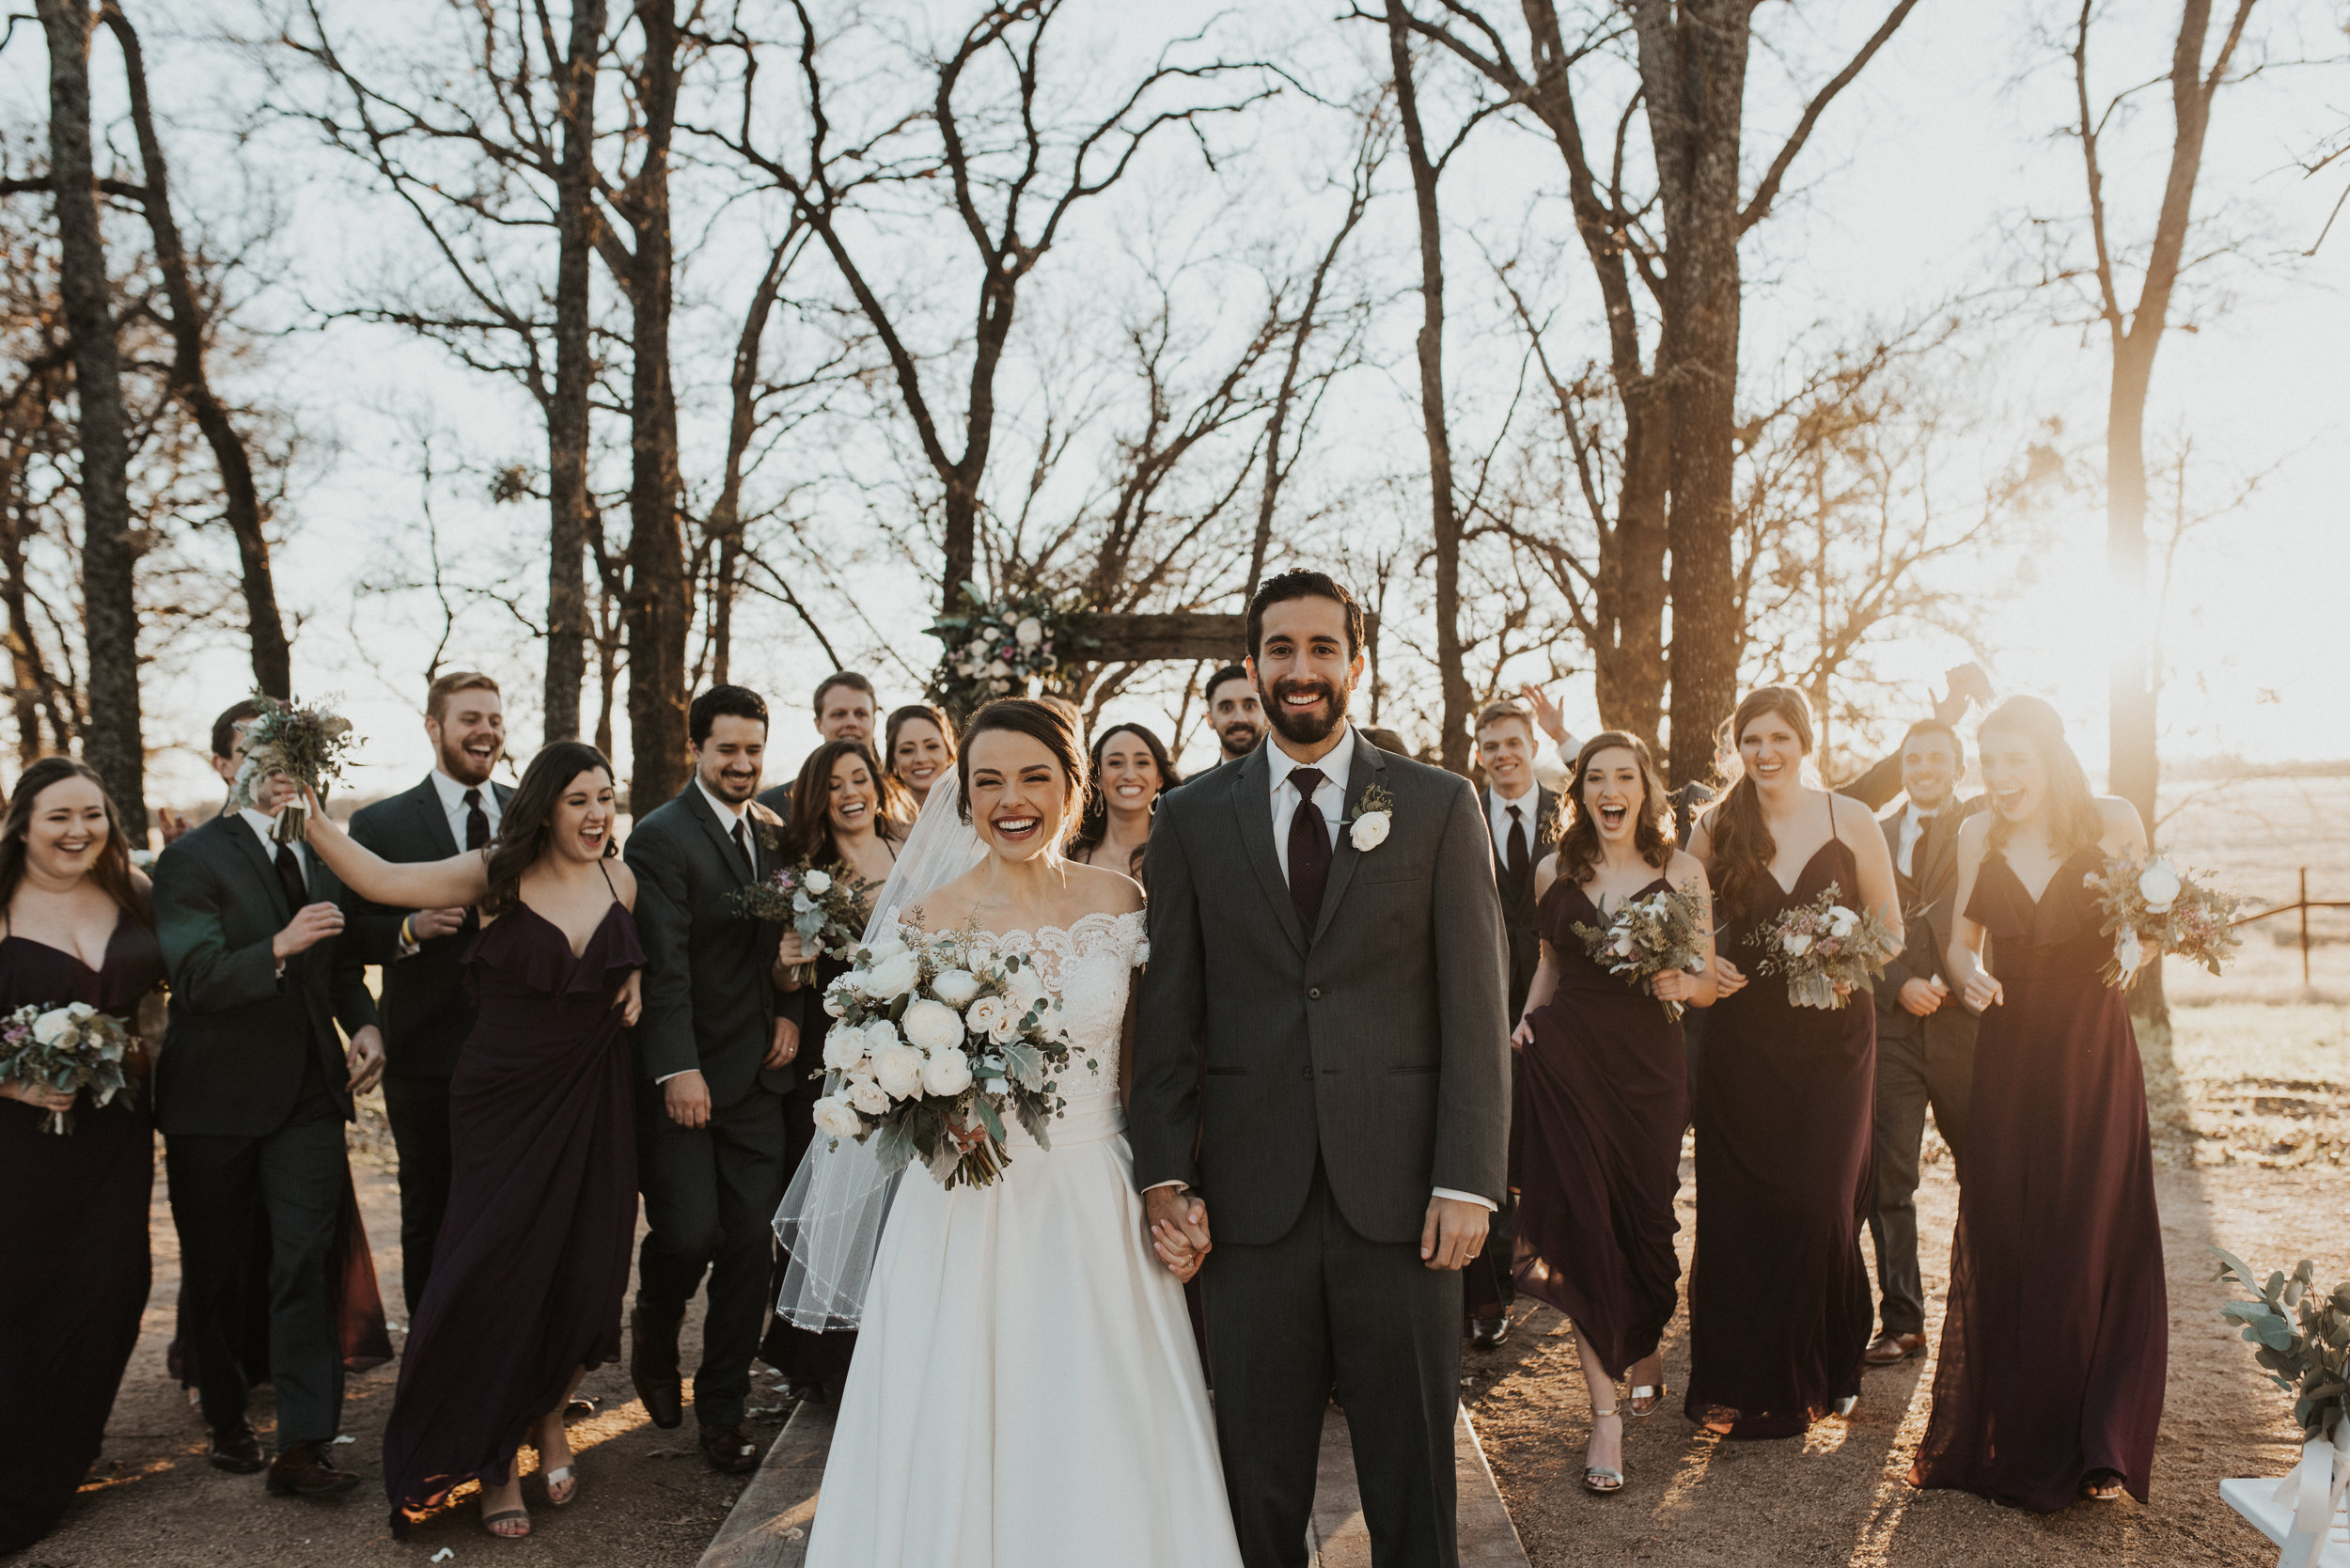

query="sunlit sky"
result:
[8,0,2344,803]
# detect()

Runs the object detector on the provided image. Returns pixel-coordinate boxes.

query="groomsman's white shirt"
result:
[1484,779,1538,860]
[431,766,506,846]
[1894,802,1941,880]
[241,807,310,980]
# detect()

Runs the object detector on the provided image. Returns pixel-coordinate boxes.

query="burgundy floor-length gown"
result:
[1512,876,1688,1382]
[1909,846,2167,1510]
[0,914,164,1552]
[382,895,642,1531]
[1684,814,1876,1438]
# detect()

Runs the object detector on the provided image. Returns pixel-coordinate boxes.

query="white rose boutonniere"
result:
[1345,780,1397,854]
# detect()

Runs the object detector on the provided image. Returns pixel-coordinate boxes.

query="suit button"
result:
[1308,987,1322,1000]
[1302,1065,1312,1078]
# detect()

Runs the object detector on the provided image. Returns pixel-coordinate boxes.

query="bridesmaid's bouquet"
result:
[730,859,877,986]
[227,692,360,844]
[809,922,1076,1190]
[2083,850,2248,988]
[1569,881,1709,1022]
[1745,883,1897,1011]
[0,1001,135,1134]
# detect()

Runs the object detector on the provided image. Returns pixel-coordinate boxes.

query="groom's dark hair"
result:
[690,684,769,745]
[1246,570,1364,659]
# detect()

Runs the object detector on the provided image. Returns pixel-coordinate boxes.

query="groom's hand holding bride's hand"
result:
[1421,1197,1489,1271]
[1145,1187,1212,1282]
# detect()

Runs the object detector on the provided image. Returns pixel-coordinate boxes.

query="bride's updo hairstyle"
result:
[1702,685,1814,921]
[955,698,1090,848]
[1977,695,2105,856]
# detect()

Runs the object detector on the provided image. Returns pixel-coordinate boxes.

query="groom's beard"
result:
[1262,677,1349,746]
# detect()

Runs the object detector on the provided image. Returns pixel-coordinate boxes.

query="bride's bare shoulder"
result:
[1063,860,1144,917]
[902,870,987,934]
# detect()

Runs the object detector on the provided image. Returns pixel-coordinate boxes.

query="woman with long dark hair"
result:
[884,704,958,813]
[301,742,643,1540]
[1069,722,1182,878]
[1909,697,2166,1509]
[1684,687,1902,1439]
[1510,733,1714,1492]
[0,760,164,1551]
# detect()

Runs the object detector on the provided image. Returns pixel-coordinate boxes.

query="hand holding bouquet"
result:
[0,1002,135,1134]
[2084,850,2248,988]
[227,693,359,844]
[809,923,1075,1190]
[1746,882,1898,1011]
[730,859,877,986]
[1570,880,1709,1021]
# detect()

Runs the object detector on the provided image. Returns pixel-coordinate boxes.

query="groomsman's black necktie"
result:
[1287,766,1331,930]
[732,818,754,876]
[464,787,491,851]
[1506,803,1529,886]
[273,840,308,914]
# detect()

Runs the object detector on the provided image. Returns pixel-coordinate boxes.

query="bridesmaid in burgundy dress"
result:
[1511,732,1715,1493]
[303,741,643,1539]
[0,759,165,1552]
[1910,697,2166,1509]
[1684,687,1903,1439]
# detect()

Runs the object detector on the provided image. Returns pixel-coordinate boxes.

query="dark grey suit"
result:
[1134,731,1510,1568]
[624,786,799,1427]
[1867,793,1986,1340]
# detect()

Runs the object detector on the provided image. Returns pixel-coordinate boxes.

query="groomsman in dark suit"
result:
[626,685,802,1473]
[342,671,512,1315]
[1464,700,1559,1349]
[156,704,384,1497]
[1842,662,1993,809]
[753,671,877,821]
[1864,716,1988,1367]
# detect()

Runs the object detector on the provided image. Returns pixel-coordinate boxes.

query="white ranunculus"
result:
[964,994,1010,1040]
[811,1094,864,1140]
[822,1024,870,1073]
[2137,859,2182,914]
[2115,929,2145,974]
[865,949,921,1002]
[802,869,833,895]
[870,1041,926,1100]
[861,1015,900,1050]
[1014,617,1044,648]
[1349,809,1390,852]
[986,1005,1024,1046]
[1781,930,1814,958]
[919,1047,973,1097]
[930,968,982,1008]
[901,997,965,1053]
[846,1074,891,1116]
[30,1009,71,1045]
[1000,964,1051,1021]
[1826,906,1859,937]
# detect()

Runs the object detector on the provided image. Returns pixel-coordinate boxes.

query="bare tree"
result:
[545,0,606,742]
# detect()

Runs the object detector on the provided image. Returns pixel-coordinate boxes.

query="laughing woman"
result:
[1071,723,1183,880]
[300,742,644,1540]
[885,705,958,816]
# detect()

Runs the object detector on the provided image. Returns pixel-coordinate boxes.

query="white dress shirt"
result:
[1896,803,1941,880]
[1485,779,1537,861]
[241,808,307,980]
[430,768,504,848]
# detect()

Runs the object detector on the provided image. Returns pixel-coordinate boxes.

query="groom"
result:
[1132,570,1511,1568]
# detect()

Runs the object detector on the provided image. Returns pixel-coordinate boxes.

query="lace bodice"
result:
[896,911,1147,1105]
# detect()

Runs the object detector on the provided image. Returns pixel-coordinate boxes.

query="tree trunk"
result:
[38,0,145,838]
[619,0,688,808]
[106,3,291,701]
[1386,5,1471,775]
[544,0,603,745]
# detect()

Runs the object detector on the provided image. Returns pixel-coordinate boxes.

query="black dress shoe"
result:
[631,1305,684,1430]
[208,1421,265,1474]
[698,1423,761,1474]
[1469,1314,1511,1350]
[265,1441,361,1497]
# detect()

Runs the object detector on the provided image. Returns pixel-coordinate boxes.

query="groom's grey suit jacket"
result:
[1131,731,1512,1248]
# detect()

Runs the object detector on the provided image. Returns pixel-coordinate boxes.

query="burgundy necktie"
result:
[1287,767,1331,929]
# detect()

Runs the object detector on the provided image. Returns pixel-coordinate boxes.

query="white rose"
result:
[811,1094,864,1140]
[846,1074,891,1116]
[901,997,965,1053]
[2137,859,2182,915]
[870,1041,927,1100]
[802,869,833,895]
[965,994,1010,1040]
[1349,809,1390,852]
[1000,964,1051,1021]
[919,1047,974,1097]
[30,1009,71,1045]
[2115,929,2145,974]
[930,968,983,1008]
[1781,930,1814,958]
[986,1006,1024,1046]
[865,949,921,1002]
[1015,617,1044,648]
[1826,906,1858,937]
[822,1024,870,1073]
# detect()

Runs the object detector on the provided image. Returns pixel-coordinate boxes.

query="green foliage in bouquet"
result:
[0,1001,136,1134]
[1745,881,1898,1011]
[2213,1247,2350,1443]
[2085,850,2250,988]
[227,691,360,844]
[929,584,1093,721]
[1569,879,1709,1022]
[729,859,877,986]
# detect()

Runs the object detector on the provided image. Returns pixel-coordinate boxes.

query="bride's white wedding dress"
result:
[803,910,1244,1568]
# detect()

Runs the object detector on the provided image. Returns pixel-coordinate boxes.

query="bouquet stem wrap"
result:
[2269,1420,2349,1568]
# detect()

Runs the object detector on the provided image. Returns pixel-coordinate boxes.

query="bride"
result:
[776,698,1243,1568]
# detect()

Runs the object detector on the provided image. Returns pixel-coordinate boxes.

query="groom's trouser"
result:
[1204,1164,1462,1568]
[634,1080,787,1427]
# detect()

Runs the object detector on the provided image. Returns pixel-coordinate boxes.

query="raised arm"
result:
[303,792,489,911]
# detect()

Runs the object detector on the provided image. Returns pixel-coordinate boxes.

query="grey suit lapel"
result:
[1308,731,1387,948]
[1230,745,1308,957]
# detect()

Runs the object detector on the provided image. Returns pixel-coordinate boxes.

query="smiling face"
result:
[1738,708,1810,794]
[22,775,110,884]
[549,769,618,863]
[826,751,882,839]
[694,713,767,805]
[964,729,1073,865]
[428,684,506,788]
[1478,716,1534,797]
[1977,725,2049,827]
[1900,727,1962,814]
[891,715,952,800]
[1248,597,1362,749]
[1097,730,1164,816]
[817,684,874,745]
[1580,745,1646,847]
[1208,673,1266,760]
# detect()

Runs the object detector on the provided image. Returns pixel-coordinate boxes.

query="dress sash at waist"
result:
[1006,1091,1126,1151]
